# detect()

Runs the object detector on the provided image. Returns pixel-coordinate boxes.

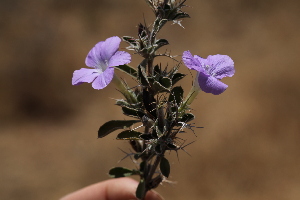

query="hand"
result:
[60,177,163,200]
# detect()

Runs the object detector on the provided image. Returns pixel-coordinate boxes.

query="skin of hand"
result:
[60,177,163,200]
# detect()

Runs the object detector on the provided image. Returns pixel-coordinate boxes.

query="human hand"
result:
[60,177,163,200]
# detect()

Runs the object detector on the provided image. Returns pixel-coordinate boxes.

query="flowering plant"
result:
[72,0,235,199]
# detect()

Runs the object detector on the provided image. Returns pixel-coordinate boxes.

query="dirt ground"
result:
[1,0,300,199]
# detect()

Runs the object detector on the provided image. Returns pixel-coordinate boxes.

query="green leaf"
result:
[174,12,190,20]
[137,65,149,86]
[172,73,185,85]
[115,99,131,107]
[180,113,195,123]
[98,120,140,138]
[155,126,164,138]
[160,156,170,178]
[122,106,144,118]
[143,89,157,119]
[158,19,168,30]
[140,133,156,140]
[169,86,183,106]
[123,36,137,44]
[116,130,142,140]
[109,167,138,178]
[160,77,172,89]
[153,64,161,76]
[155,38,169,50]
[114,64,137,78]
[153,81,170,93]
[136,179,146,199]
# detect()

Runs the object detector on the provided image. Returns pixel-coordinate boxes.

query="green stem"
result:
[147,58,154,76]
[179,83,201,114]
[141,153,164,200]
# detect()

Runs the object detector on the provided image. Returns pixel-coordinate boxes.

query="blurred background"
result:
[1,0,300,199]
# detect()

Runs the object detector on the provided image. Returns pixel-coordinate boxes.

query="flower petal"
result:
[206,55,235,79]
[85,41,105,68]
[91,67,114,90]
[198,72,228,95]
[72,68,99,85]
[109,51,131,67]
[100,36,121,61]
[182,51,203,71]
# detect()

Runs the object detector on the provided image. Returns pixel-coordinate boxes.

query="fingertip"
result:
[60,178,163,200]
[145,189,164,200]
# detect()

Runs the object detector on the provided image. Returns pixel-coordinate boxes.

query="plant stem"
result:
[141,153,164,200]
[179,82,200,114]
[147,58,154,76]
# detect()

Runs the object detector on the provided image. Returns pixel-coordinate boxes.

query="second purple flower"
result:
[182,51,235,95]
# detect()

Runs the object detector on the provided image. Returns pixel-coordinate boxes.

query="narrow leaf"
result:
[136,179,146,199]
[153,64,161,76]
[155,38,169,50]
[98,120,140,138]
[117,130,142,140]
[115,99,131,107]
[109,167,137,178]
[153,81,170,93]
[180,113,195,123]
[137,65,149,86]
[140,133,156,140]
[160,77,172,89]
[122,36,137,44]
[143,89,157,119]
[172,73,185,85]
[160,156,170,178]
[169,86,184,106]
[174,12,190,20]
[114,64,137,78]
[155,126,164,138]
[122,106,144,118]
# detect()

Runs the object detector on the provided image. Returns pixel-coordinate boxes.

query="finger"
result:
[60,177,163,200]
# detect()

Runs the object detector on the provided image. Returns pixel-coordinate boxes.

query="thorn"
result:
[117,148,136,163]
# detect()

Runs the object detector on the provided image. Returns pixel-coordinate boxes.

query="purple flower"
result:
[182,51,235,95]
[72,36,131,90]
